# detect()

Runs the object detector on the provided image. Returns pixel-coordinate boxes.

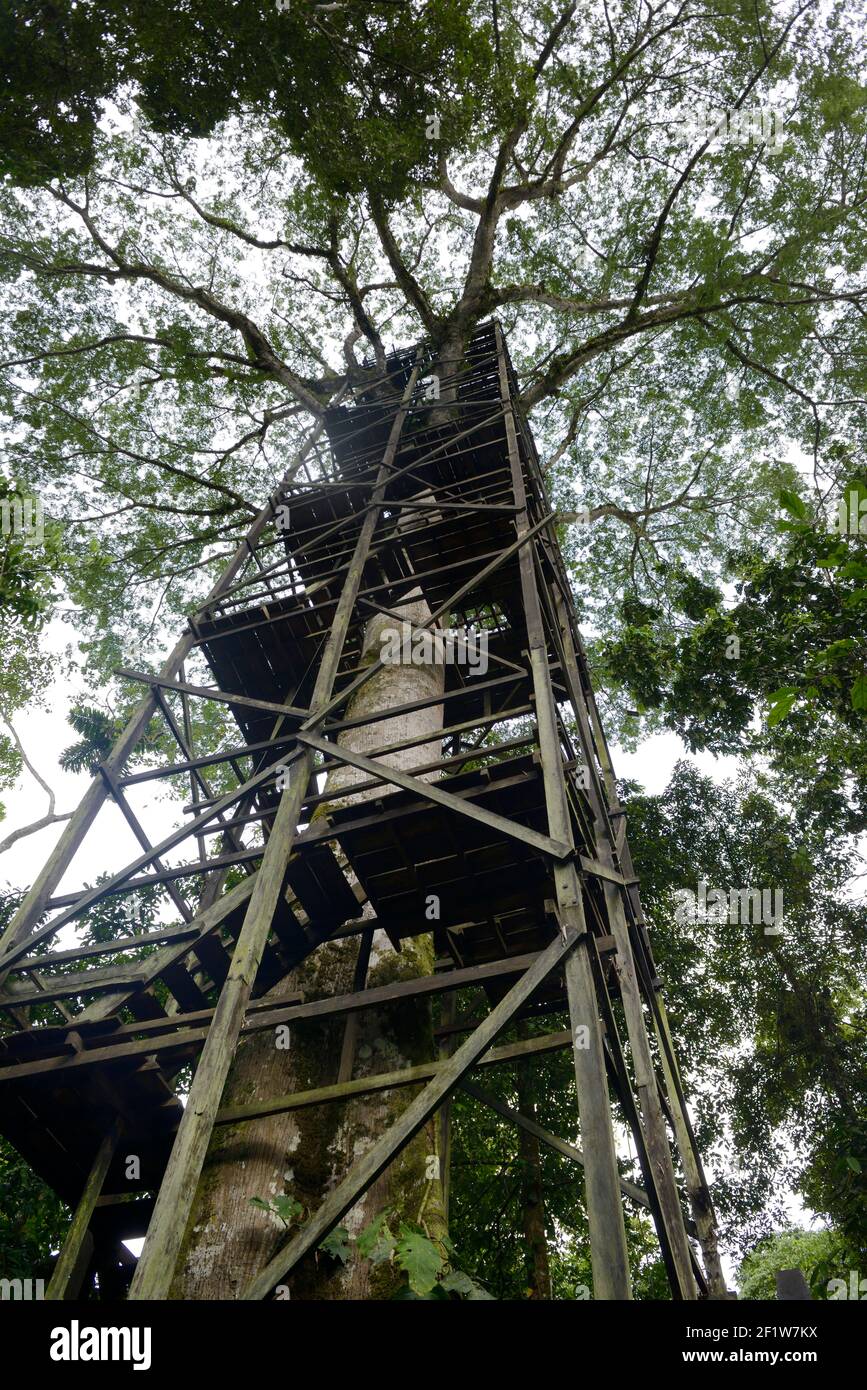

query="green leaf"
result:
[816,548,845,569]
[840,560,867,582]
[248,1197,271,1212]
[319,1225,351,1264]
[779,488,809,522]
[439,1269,475,1296]
[465,1282,496,1300]
[851,674,867,711]
[440,1269,495,1299]
[395,1227,446,1296]
[390,1283,449,1300]
[367,1238,396,1266]
[766,687,799,727]
[815,638,857,665]
[356,1211,394,1263]
[272,1194,304,1226]
[845,1155,862,1173]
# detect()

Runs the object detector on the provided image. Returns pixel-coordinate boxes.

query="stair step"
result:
[284,845,362,929]
[192,935,232,989]
[126,992,168,1022]
[160,963,211,1014]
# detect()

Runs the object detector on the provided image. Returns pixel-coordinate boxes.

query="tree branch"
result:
[0,717,73,857]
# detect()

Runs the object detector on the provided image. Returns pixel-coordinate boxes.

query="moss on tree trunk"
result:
[173,594,448,1299]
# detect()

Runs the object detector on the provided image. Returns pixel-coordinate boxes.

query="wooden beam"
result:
[495,322,632,1301]
[0,951,545,1082]
[0,749,290,973]
[0,411,334,979]
[549,582,700,1297]
[218,1030,574,1126]
[601,870,697,1297]
[14,923,201,970]
[77,873,257,1024]
[45,1122,120,1300]
[241,928,579,1298]
[116,668,307,722]
[337,925,373,1084]
[295,729,573,861]
[458,1080,651,1212]
[128,362,421,1301]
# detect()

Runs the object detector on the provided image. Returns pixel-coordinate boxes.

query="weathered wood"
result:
[651,991,729,1297]
[0,412,334,977]
[0,963,158,1007]
[218,1029,574,1126]
[600,872,697,1298]
[14,923,201,971]
[129,362,421,1300]
[116,667,307,721]
[241,929,578,1298]
[337,925,373,1083]
[0,950,546,1083]
[295,729,572,860]
[290,508,557,738]
[0,750,291,973]
[78,873,258,1024]
[550,580,704,1297]
[496,322,632,1300]
[45,1122,120,1300]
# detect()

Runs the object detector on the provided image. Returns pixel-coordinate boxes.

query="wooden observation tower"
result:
[0,323,725,1301]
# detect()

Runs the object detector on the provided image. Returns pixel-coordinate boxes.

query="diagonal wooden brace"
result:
[241,927,581,1299]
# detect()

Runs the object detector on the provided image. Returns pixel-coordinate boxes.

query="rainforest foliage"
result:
[0,0,865,1295]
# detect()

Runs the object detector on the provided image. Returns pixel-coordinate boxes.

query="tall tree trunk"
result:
[173,595,448,1298]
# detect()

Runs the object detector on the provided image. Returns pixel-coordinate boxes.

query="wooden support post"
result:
[563,596,725,1295]
[549,585,699,1298]
[495,323,631,1300]
[179,662,206,867]
[439,992,456,1220]
[45,1122,120,1300]
[241,929,579,1299]
[650,994,729,1297]
[336,925,373,1083]
[128,364,420,1300]
[600,874,697,1297]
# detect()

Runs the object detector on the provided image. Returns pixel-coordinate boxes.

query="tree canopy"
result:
[2,0,866,705]
[1,0,866,1296]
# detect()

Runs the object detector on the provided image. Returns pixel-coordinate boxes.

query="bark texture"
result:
[173,594,447,1298]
